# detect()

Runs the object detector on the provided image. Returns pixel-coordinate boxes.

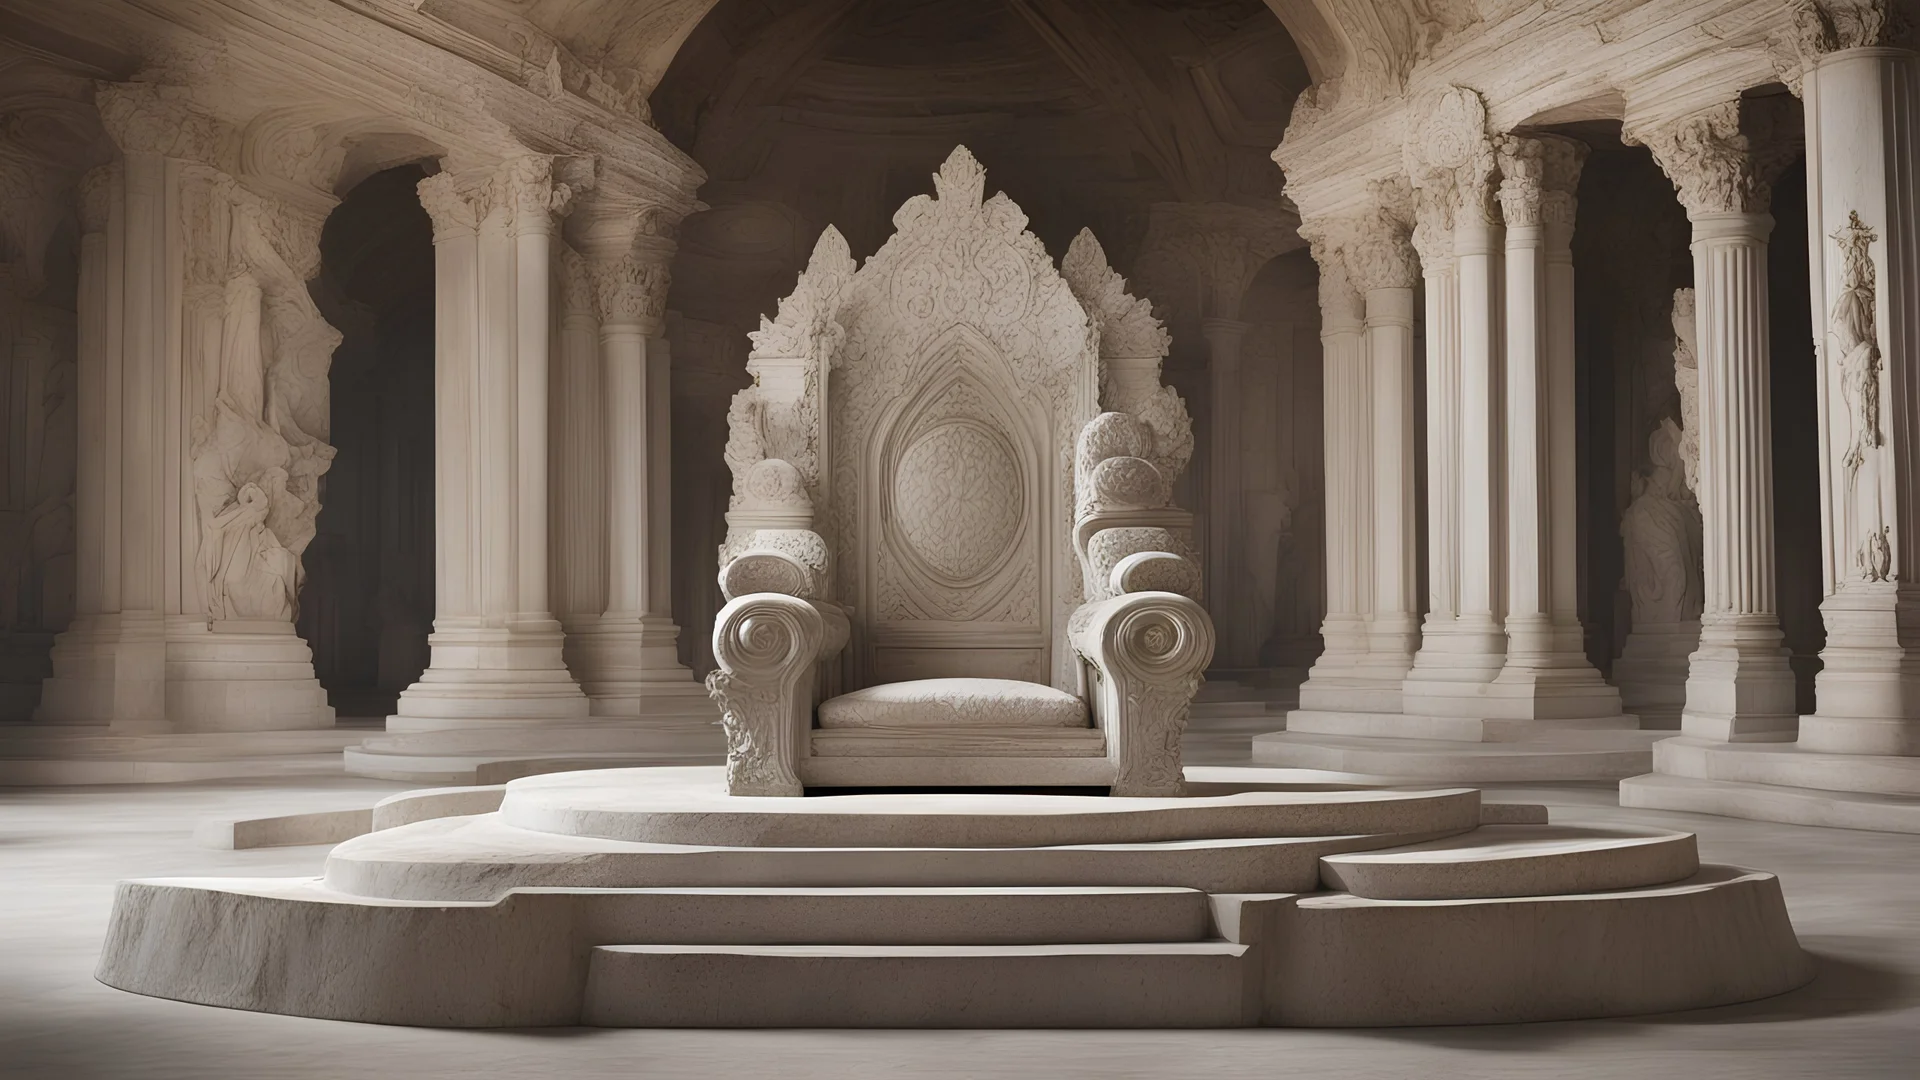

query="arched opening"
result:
[299,165,437,719]
[650,0,1313,675]
[1233,249,1324,670]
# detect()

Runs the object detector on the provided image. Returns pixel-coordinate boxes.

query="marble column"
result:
[1353,211,1422,690]
[1203,316,1249,657]
[1402,88,1509,714]
[1633,104,1800,741]
[34,156,166,731]
[1798,34,1920,755]
[567,202,710,720]
[392,157,589,732]
[1487,134,1625,720]
[1296,224,1378,709]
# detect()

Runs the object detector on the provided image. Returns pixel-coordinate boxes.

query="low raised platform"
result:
[342,717,724,784]
[1254,719,1663,782]
[0,721,376,786]
[96,764,1812,1028]
[1621,737,1920,834]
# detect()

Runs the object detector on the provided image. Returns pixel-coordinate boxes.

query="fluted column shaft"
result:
[1800,42,1920,755]
[392,159,588,732]
[1203,315,1251,662]
[564,215,707,720]
[1684,213,1798,739]
[1366,283,1420,667]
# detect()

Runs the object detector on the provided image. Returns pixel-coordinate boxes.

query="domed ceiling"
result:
[648,0,1310,327]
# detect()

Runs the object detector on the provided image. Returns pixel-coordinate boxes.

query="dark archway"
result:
[300,165,436,718]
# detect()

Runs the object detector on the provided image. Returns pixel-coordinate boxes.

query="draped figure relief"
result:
[184,173,338,624]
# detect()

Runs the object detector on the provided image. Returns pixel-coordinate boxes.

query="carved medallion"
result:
[893,419,1024,583]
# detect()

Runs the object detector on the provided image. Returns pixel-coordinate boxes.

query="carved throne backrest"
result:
[718,147,1197,695]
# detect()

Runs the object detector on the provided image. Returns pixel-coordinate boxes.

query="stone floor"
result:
[3,749,1918,1078]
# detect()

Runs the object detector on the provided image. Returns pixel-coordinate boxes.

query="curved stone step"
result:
[497,765,1481,847]
[1251,731,1657,782]
[322,813,1464,900]
[1318,824,1699,900]
[582,942,1253,1028]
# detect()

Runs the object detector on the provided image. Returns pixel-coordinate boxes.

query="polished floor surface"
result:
[3,732,1917,1079]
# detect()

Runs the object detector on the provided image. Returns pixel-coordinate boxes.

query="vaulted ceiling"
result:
[645,0,1311,327]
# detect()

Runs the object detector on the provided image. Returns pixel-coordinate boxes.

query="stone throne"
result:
[708,146,1212,797]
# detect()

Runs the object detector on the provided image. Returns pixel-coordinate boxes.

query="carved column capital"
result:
[1792,0,1912,56]
[1298,215,1365,326]
[1496,136,1546,228]
[1404,86,1499,229]
[94,81,228,165]
[415,171,491,240]
[586,248,673,333]
[1626,101,1802,218]
[493,154,586,235]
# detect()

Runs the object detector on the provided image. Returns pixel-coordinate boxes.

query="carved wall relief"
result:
[1829,210,1891,583]
[182,170,338,623]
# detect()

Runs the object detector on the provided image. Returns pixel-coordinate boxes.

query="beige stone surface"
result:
[5,776,1916,1076]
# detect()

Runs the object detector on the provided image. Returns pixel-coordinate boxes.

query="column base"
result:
[1796,585,1920,754]
[1401,616,1506,716]
[388,623,590,733]
[33,615,169,732]
[565,614,717,721]
[164,620,335,733]
[1621,736,1920,833]
[1679,620,1798,742]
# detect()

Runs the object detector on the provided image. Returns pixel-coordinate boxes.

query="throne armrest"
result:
[706,592,851,796]
[1070,590,1213,797]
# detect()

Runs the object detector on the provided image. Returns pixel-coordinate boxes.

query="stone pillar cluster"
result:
[38,84,338,734]
[1290,87,1627,738]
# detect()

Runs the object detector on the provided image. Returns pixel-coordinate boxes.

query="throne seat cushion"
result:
[818,678,1089,730]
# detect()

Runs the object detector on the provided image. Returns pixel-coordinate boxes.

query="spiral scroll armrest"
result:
[1070,591,1214,797]
[706,592,850,796]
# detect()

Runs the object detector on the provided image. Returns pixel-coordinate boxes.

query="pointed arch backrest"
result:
[825,148,1100,691]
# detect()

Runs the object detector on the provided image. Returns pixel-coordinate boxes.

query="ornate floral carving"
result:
[494,155,575,232]
[415,172,490,239]
[1072,591,1213,797]
[706,593,845,796]
[1626,102,1801,217]
[1788,0,1910,58]
[1348,207,1420,293]
[587,252,670,330]
[1496,135,1545,227]
[1062,228,1169,362]
[1058,229,1192,479]
[1829,211,1892,582]
[94,81,227,165]
[1404,86,1498,228]
[894,420,1025,583]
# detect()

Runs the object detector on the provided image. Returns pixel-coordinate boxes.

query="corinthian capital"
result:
[1404,86,1499,228]
[94,81,228,165]
[587,250,672,332]
[415,172,490,240]
[1496,136,1546,227]
[493,155,583,234]
[1297,215,1364,325]
[1626,100,1802,217]
[1791,0,1911,55]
